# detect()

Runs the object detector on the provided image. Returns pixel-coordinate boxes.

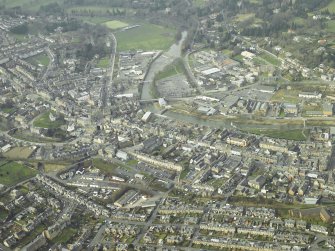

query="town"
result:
[0,0,335,250]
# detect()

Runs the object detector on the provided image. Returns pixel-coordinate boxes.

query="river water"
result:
[140,31,305,131]
[141,31,188,100]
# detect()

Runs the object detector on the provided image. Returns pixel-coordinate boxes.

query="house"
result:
[298,92,322,99]
[141,111,152,122]
[283,103,298,115]
[323,103,333,117]
[241,51,256,60]
[248,175,267,190]
[320,208,333,223]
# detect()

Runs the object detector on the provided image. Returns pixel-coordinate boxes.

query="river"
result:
[141,31,188,100]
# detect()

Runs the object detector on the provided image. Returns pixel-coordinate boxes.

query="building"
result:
[323,103,333,117]
[298,92,322,99]
[141,111,152,123]
[320,208,333,223]
[226,137,249,147]
[283,103,298,115]
[248,175,267,190]
[241,51,256,60]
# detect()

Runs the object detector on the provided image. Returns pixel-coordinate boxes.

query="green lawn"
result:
[244,128,308,141]
[321,0,335,13]
[27,53,50,67]
[0,208,8,221]
[259,52,281,66]
[0,161,37,186]
[0,0,64,11]
[193,0,207,7]
[97,57,110,68]
[2,107,15,114]
[115,23,176,51]
[92,158,118,175]
[9,32,27,42]
[155,58,185,81]
[33,111,65,129]
[326,20,335,33]
[52,228,77,244]
[103,20,129,30]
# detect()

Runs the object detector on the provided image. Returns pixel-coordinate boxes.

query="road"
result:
[133,189,171,244]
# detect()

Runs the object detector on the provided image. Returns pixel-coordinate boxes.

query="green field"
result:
[97,57,110,68]
[115,23,176,51]
[33,111,65,129]
[193,0,207,7]
[321,0,335,13]
[259,52,281,66]
[156,58,185,81]
[27,53,50,66]
[103,20,129,30]
[52,228,77,244]
[0,0,64,11]
[326,20,335,32]
[244,128,308,141]
[0,161,37,186]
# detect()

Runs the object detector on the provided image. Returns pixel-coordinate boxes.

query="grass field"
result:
[27,53,50,67]
[193,0,207,7]
[92,158,118,175]
[33,111,65,129]
[103,20,129,30]
[259,52,281,66]
[243,128,308,141]
[0,0,64,11]
[326,20,335,33]
[115,23,176,51]
[0,161,37,186]
[97,57,110,68]
[271,89,299,103]
[2,147,35,159]
[155,58,185,81]
[51,227,77,244]
[321,0,335,13]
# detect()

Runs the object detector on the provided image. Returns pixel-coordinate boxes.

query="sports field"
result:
[115,23,176,51]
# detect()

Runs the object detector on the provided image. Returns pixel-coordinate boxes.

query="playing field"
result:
[27,53,50,66]
[0,0,64,11]
[103,20,129,30]
[97,57,110,68]
[33,111,65,129]
[2,147,35,159]
[0,161,37,186]
[115,23,176,51]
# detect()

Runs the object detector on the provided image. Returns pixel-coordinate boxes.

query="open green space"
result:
[52,227,77,244]
[97,57,110,68]
[1,107,15,114]
[193,0,207,7]
[27,53,50,67]
[92,158,119,175]
[243,128,308,141]
[12,131,62,143]
[0,161,37,186]
[9,32,28,42]
[103,20,129,30]
[326,20,335,33]
[155,58,186,81]
[259,52,281,66]
[33,111,65,129]
[114,22,176,51]
[0,208,8,221]
[321,0,335,13]
[0,0,64,11]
